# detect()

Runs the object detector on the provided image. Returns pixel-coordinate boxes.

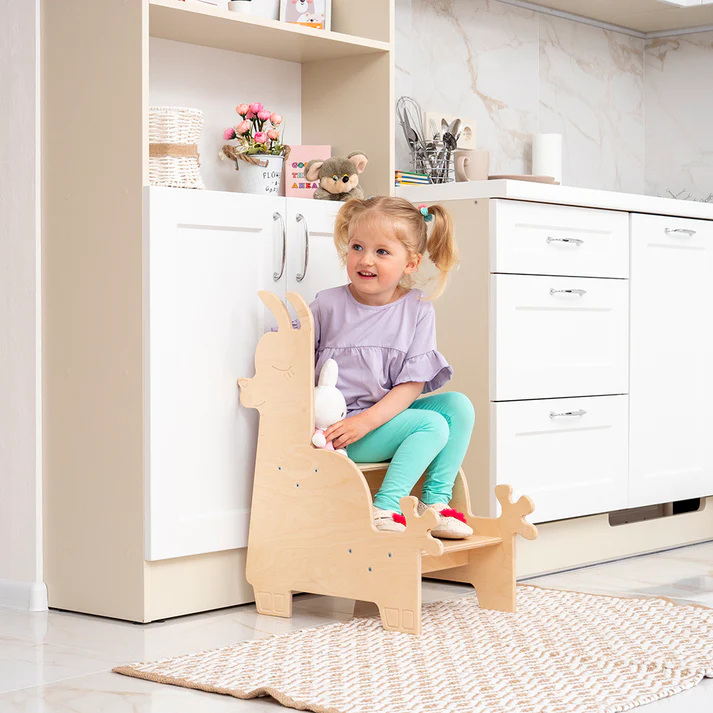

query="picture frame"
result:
[285,145,331,198]
[279,0,331,31]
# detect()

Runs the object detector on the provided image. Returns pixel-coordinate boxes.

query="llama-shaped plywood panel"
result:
[239,291,538,635]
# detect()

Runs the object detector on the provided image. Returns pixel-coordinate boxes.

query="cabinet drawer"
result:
[629,213,713,252]
[492,395,629,523]
[492,274,628,401]
[491,200,629,278]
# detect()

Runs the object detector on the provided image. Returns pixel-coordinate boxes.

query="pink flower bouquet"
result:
[222,102,287,158]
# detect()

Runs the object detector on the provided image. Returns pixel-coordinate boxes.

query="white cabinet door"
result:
[491,274,629,401]
[629,214,713,508]
[145,187,284,561]
[285,198,347,305]
[492,395,629,523]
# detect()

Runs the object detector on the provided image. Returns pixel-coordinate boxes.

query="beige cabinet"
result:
[42,0,393,622]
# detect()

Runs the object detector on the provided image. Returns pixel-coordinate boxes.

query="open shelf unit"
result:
[42,0,395,622]
[146,0,395,197]
[149,0,391,61]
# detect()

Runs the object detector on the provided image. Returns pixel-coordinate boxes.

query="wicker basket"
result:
[149,106,205,189]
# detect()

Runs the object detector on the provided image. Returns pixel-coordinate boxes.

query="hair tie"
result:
[418,204,433,223]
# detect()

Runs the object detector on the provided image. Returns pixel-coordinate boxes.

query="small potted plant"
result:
[222,103,288,195]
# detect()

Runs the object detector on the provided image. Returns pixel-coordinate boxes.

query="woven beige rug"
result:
[113,585,713,713]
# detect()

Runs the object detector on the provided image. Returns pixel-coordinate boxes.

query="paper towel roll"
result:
[532,134,562,184]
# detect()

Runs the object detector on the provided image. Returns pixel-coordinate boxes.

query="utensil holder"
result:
[411,142,454,184]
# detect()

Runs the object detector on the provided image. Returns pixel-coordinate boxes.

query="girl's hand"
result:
[324,413,374,450]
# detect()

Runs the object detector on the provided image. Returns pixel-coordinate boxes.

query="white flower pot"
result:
[234,155,283,196]
[227,1,252,14]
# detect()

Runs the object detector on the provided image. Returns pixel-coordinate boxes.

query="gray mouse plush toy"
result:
[304,151,368,201]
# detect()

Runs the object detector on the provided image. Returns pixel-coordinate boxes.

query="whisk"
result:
[396,96,426,144]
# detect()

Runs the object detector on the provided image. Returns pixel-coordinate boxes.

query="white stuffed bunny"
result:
[312,358,348,456]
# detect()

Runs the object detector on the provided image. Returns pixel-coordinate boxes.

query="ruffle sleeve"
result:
[392,299,453,392]
[393,350,453,393]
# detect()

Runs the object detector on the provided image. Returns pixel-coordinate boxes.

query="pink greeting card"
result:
[285,145,331,198]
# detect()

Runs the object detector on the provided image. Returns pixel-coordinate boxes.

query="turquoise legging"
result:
[347,392,475,513]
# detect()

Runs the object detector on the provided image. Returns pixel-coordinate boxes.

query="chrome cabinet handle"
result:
[547,236,584,246]
[295,213,309,282]
[549,288,587,297]
[272,211,286,282]
[665,228,696,237]
[550,409,587,419]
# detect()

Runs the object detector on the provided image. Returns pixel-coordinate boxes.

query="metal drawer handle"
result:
[272,212,286,282]
[549,288,587,297]
[295,213,309,282]
[665,228,696,237]
[550,409,587,419]
[547,236,584,246]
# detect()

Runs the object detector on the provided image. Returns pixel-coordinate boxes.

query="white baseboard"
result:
[0,579,48,611]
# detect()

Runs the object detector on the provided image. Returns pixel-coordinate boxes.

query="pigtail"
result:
[424,204,459,299]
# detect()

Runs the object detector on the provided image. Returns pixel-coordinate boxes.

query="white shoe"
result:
[372,506,406,533]
[417,500,473,539]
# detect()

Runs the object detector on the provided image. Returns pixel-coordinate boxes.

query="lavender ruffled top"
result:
[310,285,453,415]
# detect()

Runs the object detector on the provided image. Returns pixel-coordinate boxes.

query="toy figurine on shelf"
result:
[304,151,368,202]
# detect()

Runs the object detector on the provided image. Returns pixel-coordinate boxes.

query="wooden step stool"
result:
[238,291,538,635]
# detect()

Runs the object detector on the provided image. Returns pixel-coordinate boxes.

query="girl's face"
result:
[346,220,421,302]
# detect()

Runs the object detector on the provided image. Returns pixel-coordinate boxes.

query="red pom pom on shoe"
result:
[439,508,467,524]
[392,513,407,526]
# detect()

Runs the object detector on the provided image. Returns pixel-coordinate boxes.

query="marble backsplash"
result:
[645,32,713,201]
[397,0,713,199]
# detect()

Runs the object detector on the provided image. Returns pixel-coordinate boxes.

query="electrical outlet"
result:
[425,111,476,150]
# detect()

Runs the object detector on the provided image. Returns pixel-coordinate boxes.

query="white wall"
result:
[0,0,46,610]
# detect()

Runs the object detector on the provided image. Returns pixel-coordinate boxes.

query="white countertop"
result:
[394,180,713,221]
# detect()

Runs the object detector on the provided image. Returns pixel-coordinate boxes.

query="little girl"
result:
[311,196,475,539]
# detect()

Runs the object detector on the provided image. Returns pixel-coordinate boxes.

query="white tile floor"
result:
[0,542,711,712]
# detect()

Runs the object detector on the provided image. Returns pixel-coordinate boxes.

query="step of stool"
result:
[421,535,503,575]
[357,462,390,472]
[439,534,503,552]
[356,463,502,550]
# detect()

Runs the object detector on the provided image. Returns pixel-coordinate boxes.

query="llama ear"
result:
[286,291,311,325]
[259,290,292,332]
[318,358,339,387]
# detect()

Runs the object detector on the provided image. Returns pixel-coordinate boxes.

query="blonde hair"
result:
[333,196,458,299]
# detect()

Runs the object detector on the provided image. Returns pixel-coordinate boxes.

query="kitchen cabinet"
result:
[629,213,713,508]
[146,188,346,561]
